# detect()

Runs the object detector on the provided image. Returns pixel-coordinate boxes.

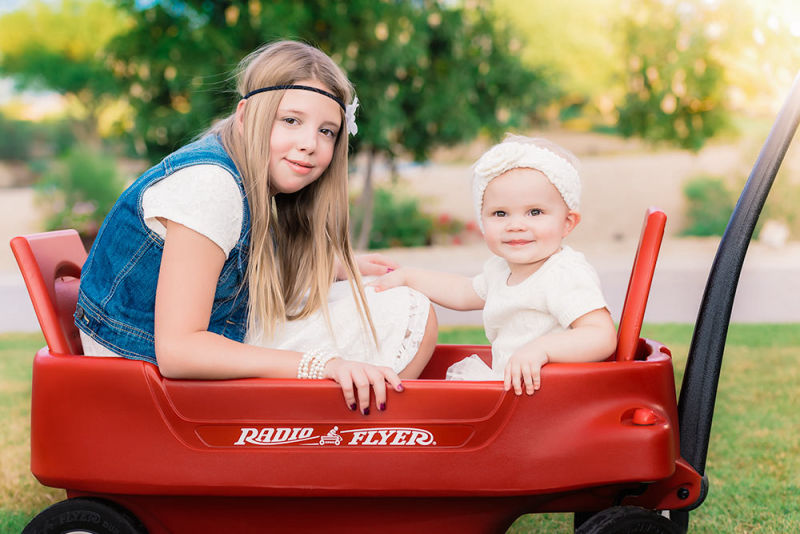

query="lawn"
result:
[2,325,798,533]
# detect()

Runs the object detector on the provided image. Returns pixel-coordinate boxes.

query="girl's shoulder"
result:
[163,135,238,177]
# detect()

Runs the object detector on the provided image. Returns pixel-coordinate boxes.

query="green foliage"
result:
[493,0,623,109]
[35,147,124,240]
[0,0,129,138]
[0,113,77,162]
[350,187,433,249]
[104,0,557,162]
[0,112,35,160]
[681,175,735,236]
[616,0,727,150]
[761,176,800,240]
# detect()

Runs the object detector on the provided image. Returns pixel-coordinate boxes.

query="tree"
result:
[0,0,130,144]
[105,0,558,247]
[493,0,624,123]
[615,0,727,151]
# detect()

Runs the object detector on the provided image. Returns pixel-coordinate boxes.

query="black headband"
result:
[242,84,345,111]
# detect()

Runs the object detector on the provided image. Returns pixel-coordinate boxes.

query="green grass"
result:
[0,333,65,534]
[2,326,798,533]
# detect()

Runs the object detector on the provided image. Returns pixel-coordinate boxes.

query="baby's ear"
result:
[562,211,581,237]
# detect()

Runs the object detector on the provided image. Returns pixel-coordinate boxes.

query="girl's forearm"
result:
[155,330,302,380]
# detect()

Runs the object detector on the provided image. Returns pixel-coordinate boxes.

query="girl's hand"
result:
[356,253,399,276]
[335,253,399,280]
[324,358,404,414]
[504,346,549,396]
[367,268,407,292]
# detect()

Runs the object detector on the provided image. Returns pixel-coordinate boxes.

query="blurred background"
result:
[1,0,799,329]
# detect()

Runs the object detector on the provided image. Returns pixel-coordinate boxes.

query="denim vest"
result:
[75,135,251,364]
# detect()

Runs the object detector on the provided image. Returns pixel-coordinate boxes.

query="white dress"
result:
[80,165,430,373]
[446,246,608,381]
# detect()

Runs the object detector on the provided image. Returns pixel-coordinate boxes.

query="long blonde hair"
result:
[208,41,375,343]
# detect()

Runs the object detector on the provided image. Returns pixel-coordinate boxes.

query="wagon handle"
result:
[678,72,800,478]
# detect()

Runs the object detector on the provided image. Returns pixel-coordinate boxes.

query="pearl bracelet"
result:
[297,351,315,379]
[298,349,337,379]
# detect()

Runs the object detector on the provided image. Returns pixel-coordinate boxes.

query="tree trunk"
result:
[356,148,377,251]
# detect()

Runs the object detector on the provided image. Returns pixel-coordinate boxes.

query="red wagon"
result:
[12,76,800,533]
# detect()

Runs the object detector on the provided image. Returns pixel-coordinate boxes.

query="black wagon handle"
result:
[678,71,800,477]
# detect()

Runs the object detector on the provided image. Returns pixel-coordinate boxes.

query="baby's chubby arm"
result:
[505,308,617,395]
[369,267,485,311]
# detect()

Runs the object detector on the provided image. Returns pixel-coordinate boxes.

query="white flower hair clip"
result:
[345,96,359,136]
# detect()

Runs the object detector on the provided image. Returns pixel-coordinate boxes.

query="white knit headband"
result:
[472,141,581,231]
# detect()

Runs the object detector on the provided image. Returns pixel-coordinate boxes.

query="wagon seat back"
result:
[10,229,87,355]
[614,207,667,361]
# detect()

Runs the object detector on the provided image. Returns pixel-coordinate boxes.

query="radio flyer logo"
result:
[233,426,437,447]
[195,423,473,448]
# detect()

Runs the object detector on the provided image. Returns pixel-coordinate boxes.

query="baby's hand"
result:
[367,267,407,292]
[504,346,549,396]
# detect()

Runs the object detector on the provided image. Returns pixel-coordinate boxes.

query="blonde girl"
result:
[75,41,437,414]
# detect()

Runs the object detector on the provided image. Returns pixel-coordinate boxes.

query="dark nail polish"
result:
[349,403,357,411]
[362,407,370,416]
[379,402,386,411]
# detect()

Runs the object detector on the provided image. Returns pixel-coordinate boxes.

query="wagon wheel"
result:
[22,497,147,534]
[574,506,685,534]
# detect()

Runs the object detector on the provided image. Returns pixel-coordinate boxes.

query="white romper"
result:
[446,246,608,380]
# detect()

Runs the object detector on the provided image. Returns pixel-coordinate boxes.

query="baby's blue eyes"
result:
[491,209,542,217]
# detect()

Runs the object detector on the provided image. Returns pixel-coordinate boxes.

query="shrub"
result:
[35,147,124,245]
[350,187,433,249]
[681,175,735,236]
[0,112,34,160]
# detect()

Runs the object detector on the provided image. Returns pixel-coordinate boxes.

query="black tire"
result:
[575,506,685,534]
[22,497,147,534]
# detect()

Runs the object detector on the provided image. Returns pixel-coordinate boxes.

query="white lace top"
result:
[448,246,607,379]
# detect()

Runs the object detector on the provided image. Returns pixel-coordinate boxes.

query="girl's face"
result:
[267,79,343,194]
[481,168,579,280]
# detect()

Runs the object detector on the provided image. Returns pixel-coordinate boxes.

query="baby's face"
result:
[480,168,579,278]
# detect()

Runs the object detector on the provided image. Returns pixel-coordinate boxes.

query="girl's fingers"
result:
[350,367,372,415]
[368,369,388,411]
[367,253,400,270]
[330,362,402,414]
[334,370,358,411]
[383,368,404,393]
